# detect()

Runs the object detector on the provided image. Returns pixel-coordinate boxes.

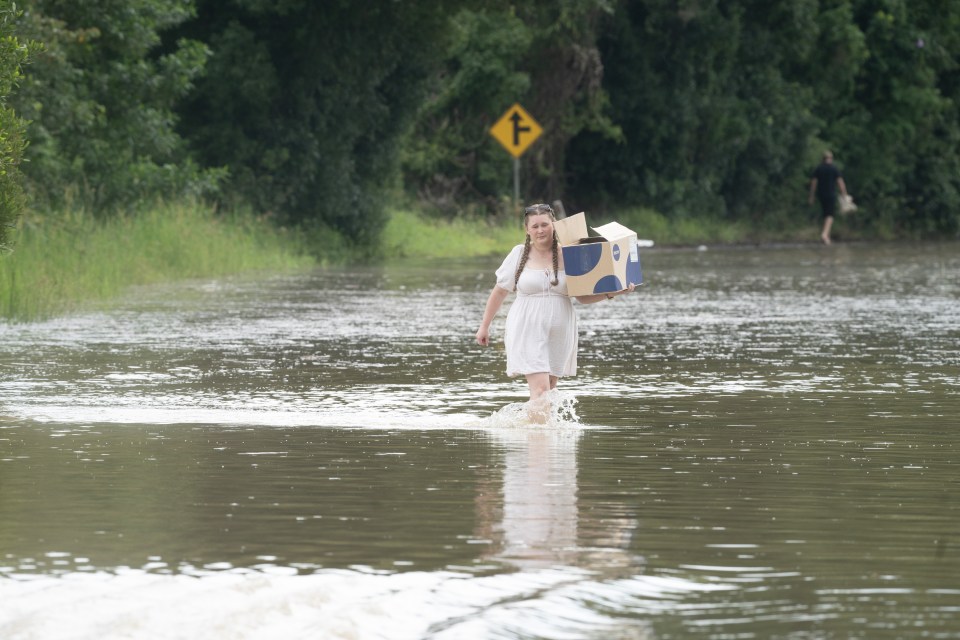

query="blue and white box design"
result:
[555,213,643,296]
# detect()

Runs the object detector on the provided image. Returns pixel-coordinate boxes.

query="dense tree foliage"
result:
[174,0,472,246]
[571,0,960,236]
[13,0,221,213]
[407,0,960,237]
[567,1,824,221]
[0,1,39,248]
[3,0,958,241]
[402,2,621,215]
[838,1,960,236]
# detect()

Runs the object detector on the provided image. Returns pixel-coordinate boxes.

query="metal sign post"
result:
[513,157,519,213]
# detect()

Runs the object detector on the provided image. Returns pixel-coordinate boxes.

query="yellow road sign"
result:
[489,103,543,158]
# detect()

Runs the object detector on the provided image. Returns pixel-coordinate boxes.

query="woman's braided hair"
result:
[514,203,560,289]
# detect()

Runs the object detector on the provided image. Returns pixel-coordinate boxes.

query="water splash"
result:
[479,389,581,430]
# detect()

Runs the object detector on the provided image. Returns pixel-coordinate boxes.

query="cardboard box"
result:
[555,212,643,297]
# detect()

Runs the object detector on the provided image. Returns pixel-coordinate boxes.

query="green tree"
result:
[402,2,621,216]
[13,0,221,214]
[401,8,534,214]
[0,0,39,247]
[176,0,471,246]
[564,0,959,238]
[834,0,960,237]
[566,0,824,224]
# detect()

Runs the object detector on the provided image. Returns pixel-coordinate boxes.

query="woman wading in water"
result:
[475,204,635,422]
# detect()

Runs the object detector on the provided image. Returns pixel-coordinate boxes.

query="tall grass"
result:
[380,205,819,259]
[0,201,312,321]
[381,209,523,258]
[617,207,752,245]
[1,201,832,322]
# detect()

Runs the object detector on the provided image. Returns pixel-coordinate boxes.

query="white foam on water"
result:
[9,388,589,433]
[1,569,462,640]
[0,566,726,640]
[474,389,583,431]
[15,404,483,430]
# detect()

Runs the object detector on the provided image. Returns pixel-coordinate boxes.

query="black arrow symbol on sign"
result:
[510,111,530,146]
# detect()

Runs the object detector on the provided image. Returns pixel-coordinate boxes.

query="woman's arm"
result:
[476,286,510,345]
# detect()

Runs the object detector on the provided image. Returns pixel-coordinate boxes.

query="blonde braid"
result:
[514,234,531,289]
[550,232,559,286]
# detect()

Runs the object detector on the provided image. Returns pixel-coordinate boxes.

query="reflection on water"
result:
[491,429,583,570]
[1,242,959,638]
[482,424,640,575]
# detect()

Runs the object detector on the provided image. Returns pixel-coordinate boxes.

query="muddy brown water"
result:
[1,242,958,639]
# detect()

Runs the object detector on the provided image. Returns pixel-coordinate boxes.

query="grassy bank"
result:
[380,205,821,259]
[380,209,523,259]
[617,206,858,245]
[0,202,313,321]
[0,201,833,322]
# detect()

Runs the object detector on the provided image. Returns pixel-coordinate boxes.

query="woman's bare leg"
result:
[525,372,552,423]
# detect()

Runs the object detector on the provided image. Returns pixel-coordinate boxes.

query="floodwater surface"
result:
[1,242,958,639]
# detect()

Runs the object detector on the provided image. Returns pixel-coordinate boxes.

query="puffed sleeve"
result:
[494,245,523,292]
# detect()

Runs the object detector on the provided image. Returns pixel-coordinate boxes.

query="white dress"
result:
[495,245,578,378]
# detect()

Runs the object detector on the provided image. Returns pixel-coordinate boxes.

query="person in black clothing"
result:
[808,150,849,245]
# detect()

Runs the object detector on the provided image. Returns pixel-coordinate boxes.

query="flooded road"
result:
[1,242,958,639]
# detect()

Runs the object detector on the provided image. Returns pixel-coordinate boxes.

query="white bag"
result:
[839,194,857,214]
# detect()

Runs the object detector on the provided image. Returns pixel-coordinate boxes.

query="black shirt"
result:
[812,162,841,200]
